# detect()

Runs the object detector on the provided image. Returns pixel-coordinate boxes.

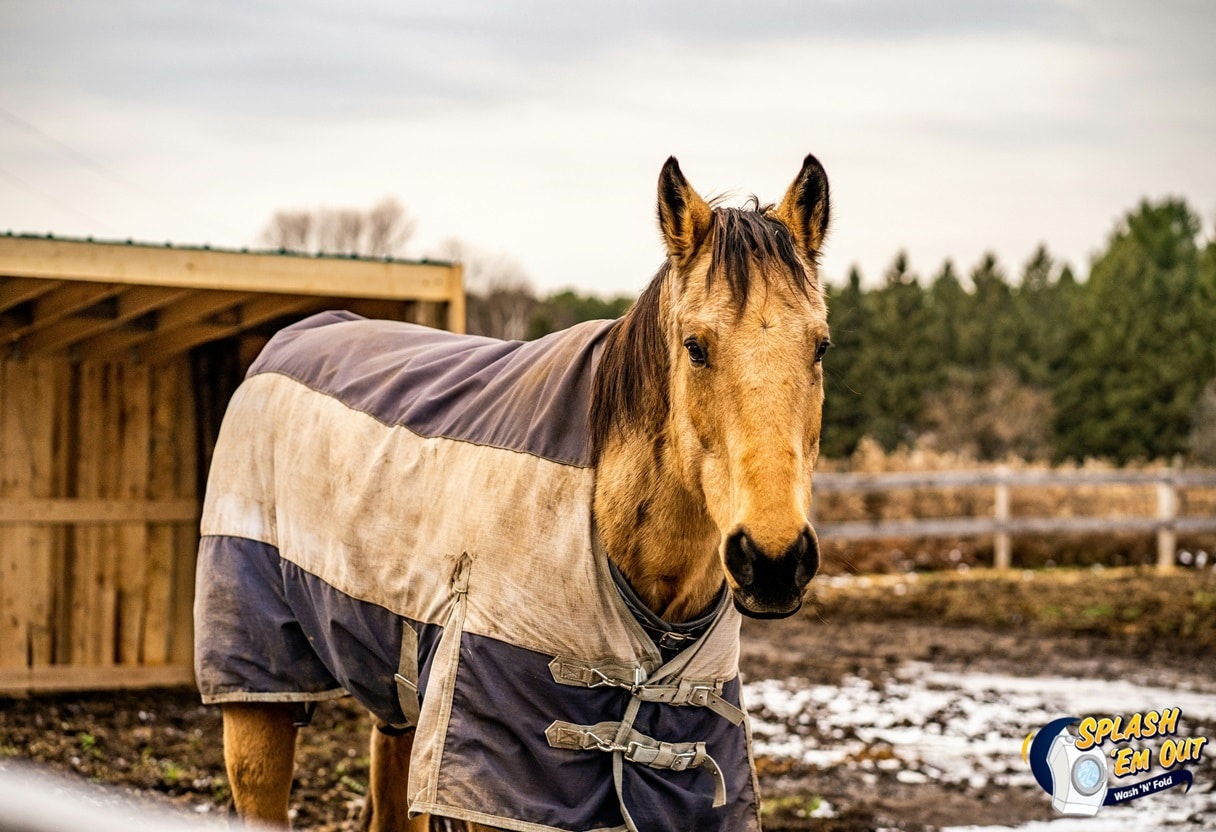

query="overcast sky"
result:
[1,1,1214,296]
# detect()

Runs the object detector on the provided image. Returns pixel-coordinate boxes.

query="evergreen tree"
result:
[820,266,867,457]
[958,252,1018,372]
[927,259,967,368]
[1015,244,1073,387]
[852,253,936,449]
[1054,199,1215,462]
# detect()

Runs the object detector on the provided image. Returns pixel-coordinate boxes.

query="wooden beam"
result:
[4,282,123,344]
[0,662,194,694]
[16,317,100,356]
[18,286,195,356]
[32,281,122,322]
[78,290,250,360]
[136,324,231,360]
[0,236,458,302]
[0,278,62,314]
[155,290,252,331]
[71,328,150,362]
[138,294,329,362]
[0,498,199,524]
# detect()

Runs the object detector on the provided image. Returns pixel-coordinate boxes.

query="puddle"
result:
[744,664,1216,829]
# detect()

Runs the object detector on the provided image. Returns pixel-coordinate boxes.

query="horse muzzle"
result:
[724,526,819,619]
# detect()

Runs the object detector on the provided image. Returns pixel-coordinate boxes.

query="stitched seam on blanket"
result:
[247,368,595,470]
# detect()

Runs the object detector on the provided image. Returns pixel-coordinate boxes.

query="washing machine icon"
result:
[1047,731,1109,816]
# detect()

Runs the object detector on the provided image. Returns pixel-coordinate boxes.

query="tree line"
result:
[260,196,1216,465]
[821,198,1216,464]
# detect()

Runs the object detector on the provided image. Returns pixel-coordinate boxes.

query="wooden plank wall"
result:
[0,299,456,695]
[0,356,198,693]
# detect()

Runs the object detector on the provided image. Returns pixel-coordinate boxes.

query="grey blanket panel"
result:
[246,310,614,467]
[196,534,445,725]
[194,535,343,700]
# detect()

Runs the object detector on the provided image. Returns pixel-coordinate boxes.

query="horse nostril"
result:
[725,530,756,585]
[792,528,819,588]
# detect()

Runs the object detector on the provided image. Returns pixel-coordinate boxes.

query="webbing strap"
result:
[548,657,744,725]
[545,720,727,808]
[392,622,422,728]
[634,680,744,726]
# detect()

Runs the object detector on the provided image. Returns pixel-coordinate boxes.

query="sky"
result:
[1,0,1214,297]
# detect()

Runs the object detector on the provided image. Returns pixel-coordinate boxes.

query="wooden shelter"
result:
[0,234,463,693]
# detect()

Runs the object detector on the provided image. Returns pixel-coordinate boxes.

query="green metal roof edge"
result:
[1,230,457,269]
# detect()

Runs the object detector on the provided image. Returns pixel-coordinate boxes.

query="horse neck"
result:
[592,425,724,624]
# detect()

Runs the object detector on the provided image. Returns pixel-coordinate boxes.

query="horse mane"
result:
[589,204,815,461]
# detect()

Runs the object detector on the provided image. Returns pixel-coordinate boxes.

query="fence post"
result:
[1156,463,1179,571]
[994,466,1012,570]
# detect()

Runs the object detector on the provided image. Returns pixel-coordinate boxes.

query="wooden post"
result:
[994,466,1012,570]
[446,263,466,334]
[1156,465,1179,571]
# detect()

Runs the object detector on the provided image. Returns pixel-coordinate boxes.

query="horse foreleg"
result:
[362,724,431,832]
[223,703,299,826]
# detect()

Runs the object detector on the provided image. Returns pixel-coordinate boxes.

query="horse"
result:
[194,154,831,832]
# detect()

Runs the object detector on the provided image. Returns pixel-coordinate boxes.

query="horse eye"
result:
[814,339,831,364]
[683,337,708,368]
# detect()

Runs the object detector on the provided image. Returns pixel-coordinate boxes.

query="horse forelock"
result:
[710,205,816,309]
[589,202,819,462]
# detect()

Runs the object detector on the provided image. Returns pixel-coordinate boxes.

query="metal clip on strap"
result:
[548,658,743,725]
[545,721,727,808]
[634,680,744,726]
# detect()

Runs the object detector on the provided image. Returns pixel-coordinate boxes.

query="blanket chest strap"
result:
[545,720,727,807]
[548,657,743,725]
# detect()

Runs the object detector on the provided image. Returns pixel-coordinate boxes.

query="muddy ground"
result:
[1,567,1214,831]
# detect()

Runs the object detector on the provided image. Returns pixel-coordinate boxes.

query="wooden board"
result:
[26,362,57,666]
[49,361,74,665]
[170,359,199,665]
[0,360,26,670]
[0,238,459,301]
[117,364,151,664]
[143,360,181,666]
[72,363,103,664]
[0,498,198,524]
[0,662,194,694]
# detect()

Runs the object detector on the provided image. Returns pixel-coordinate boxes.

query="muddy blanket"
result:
[194,310,760,832]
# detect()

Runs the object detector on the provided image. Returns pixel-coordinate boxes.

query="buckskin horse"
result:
[194,155,831,831]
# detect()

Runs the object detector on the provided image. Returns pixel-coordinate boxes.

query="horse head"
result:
[592,155,831,621]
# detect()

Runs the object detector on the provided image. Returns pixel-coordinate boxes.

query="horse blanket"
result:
[195,310,762,832]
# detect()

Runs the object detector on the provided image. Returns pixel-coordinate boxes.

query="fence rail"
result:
[811,468,1216,570]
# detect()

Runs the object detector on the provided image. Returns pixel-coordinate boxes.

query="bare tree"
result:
[364,198,416,258]
[1190,378,1216,466]
[260,197,416,258]
[435,238,538,340]
[921,368,1055,460]
[262,210,313,252]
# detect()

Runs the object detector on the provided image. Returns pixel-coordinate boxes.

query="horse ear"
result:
[657,157,713,260]
[775,154,831,260]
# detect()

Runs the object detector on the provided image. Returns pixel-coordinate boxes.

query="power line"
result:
[0,104,248,241]
[0,164,124,234]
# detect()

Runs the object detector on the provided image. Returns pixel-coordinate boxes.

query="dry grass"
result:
[807,566,1216,655]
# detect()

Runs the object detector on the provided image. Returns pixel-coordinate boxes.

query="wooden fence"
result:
[811,467,1216,570]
